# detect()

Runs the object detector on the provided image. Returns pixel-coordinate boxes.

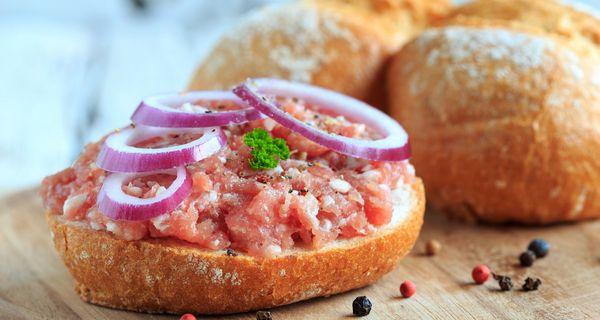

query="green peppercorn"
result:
[519,250,536,267]
[352,296,372,317]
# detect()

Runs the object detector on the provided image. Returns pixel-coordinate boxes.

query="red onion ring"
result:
[233,78,411,161]
[96,125,226,173]
[131,91,264,128]
[97,166,191,221]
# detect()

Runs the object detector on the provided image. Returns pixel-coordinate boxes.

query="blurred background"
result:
[0,0,288,194]
[0,0,598,194]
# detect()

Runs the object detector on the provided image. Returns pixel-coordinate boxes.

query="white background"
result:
[0,0,598,193]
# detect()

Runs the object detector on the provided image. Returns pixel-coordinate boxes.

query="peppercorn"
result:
[472,264,491,284]
[256,310,272,320]
[528,239,550,258]
[519,250,536,267]
[180,314,197,320]
[226,249,238,257]
[400,280,416,298]
[352,296,372,316]
[425,239,442,256]
[493,273,513,291]
[522,277,542,291]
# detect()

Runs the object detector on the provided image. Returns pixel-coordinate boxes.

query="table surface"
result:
[1,190,599,320]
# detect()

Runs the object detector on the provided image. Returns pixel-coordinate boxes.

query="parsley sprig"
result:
[243,128,290,170]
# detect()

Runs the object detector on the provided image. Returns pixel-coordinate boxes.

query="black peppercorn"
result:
[352,296,372,317]
[528,239,550,258]
[256,310,272,320]
[519,250,536,267]
[226,249,238,257]
[522,277,542,291]
[493,273,513,291]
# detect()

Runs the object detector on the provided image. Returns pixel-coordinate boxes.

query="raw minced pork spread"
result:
[41,98,415,256]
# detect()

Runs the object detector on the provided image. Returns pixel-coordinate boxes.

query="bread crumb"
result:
[425,239,442,256]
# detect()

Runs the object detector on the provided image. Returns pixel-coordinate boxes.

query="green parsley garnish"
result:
[243,128,290,170]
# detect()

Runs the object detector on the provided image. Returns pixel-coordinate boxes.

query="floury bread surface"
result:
[387,1,600,224]
[188,0,450,109]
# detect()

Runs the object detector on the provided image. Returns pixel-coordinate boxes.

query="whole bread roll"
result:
[387,1,600,224]
[188,0,449,109]
[440,0,600,48]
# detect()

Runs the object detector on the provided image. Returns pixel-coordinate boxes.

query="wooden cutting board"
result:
[1,189,599,320]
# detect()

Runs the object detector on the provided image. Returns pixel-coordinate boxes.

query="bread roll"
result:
[387,2,600,224]
[47,180,424,314]
[440,0,600,49]
[187,0,450,109]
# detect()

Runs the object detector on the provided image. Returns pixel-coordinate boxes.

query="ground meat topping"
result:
[41,98,414,256]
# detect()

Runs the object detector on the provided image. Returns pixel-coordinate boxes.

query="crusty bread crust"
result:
[47,179,424,314]
[186,0,449,110]
[387,20,600,224]
[438,0,600,54]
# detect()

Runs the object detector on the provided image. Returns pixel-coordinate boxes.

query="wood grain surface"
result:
[1,189,599,320]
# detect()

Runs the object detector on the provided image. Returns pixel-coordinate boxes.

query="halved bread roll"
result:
[387,1,600,224]
[47,180,424,314]
[187,0,450,109]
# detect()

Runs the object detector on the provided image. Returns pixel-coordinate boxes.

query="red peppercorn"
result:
[180,314,197,320]
[400,280,416,298]
[472,264,491,284]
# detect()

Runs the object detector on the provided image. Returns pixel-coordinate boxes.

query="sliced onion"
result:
[233,78,411,161]
[97,166,191,221]
[96,125,226,173]
[131,91,264,128]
